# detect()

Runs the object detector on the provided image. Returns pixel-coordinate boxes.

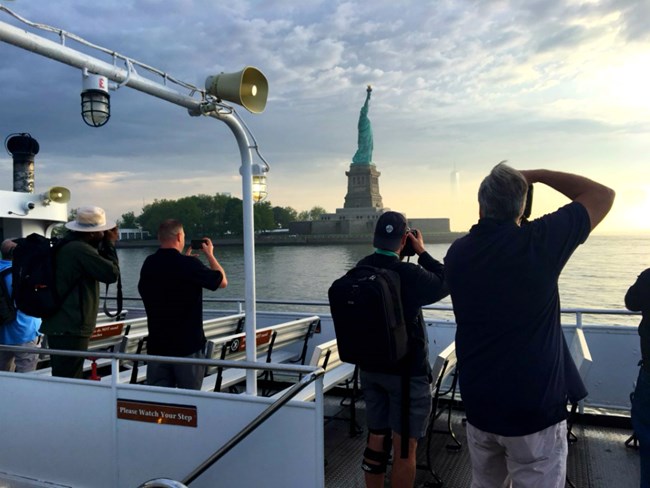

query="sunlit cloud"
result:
[0,0,648,233]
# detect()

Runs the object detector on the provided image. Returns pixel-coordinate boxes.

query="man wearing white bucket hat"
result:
[41,206,120,378]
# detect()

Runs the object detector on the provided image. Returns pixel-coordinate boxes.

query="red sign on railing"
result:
[117,399,197,427]
[227,329,272,354]
[90,323,124,340]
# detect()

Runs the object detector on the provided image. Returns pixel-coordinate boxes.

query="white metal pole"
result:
[218,113,258,396]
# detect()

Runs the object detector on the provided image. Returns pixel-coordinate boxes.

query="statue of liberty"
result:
[352,85,373,165]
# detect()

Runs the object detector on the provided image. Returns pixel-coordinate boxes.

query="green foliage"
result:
[51,209,76,238]
[128,194,320,238]
[254,201,275,232]
[309,206,327,220]
[273,206,298,228]
[297,206,327,221]
[118,211,138,228]
[50,224,67,238]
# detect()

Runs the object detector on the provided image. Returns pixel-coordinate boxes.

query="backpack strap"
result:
[400,368,411,459]
[368,257,412,455]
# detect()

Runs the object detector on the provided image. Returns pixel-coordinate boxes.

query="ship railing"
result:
[0,344,326,488]
[113,295,643,327]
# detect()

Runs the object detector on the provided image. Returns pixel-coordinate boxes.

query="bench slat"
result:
[201,316,319,392]
[270,338,356,401]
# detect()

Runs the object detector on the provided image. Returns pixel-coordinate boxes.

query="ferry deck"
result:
[321,394,640,488]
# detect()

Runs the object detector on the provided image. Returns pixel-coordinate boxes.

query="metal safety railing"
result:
[112,295,643,326]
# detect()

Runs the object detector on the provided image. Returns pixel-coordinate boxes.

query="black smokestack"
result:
[6,133,39,193]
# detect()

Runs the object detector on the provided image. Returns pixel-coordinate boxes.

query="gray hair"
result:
[158,219,183,242]
[478,162,528,221]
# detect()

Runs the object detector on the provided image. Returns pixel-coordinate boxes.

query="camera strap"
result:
[102,273,123,318]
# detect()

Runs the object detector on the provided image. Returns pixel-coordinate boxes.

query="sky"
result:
[0,0,649,234]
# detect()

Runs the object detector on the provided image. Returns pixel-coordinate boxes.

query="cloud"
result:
[0,0,649,232]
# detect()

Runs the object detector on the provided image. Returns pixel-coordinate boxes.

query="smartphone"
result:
[191,239,207,250]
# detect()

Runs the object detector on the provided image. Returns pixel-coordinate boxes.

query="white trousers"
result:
[466,420,568,488]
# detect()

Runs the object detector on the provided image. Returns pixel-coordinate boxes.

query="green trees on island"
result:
[116,194,326,239]
[297,206,327,221]
[119,211,138,228]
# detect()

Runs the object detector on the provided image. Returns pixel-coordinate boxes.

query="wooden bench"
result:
[269,338,359,435]
[85,316,150,374]
[426,341,461,449]
[569,327,593,381]
[274,339,357,401]
[567,328,592,442]
[201,316,320,393]
[33,315,148,376]
[95,309,129,325]
[419,341,460,486]
[101,312,247,384]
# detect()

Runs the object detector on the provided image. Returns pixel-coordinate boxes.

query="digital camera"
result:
[400,229,419,258]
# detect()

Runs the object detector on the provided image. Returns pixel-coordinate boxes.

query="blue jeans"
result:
[632,366,650,488]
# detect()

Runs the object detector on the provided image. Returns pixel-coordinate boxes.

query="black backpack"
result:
[328,265,409,370]
[0,267,17,326]
[12,233,69,318]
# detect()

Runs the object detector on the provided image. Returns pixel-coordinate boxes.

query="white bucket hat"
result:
[65,206,116,232]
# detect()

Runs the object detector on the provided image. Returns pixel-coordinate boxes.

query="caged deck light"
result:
[251,168,267,203]
[81,71,110,127]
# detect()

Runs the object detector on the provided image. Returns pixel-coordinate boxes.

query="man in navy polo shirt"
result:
[445,163,614,487]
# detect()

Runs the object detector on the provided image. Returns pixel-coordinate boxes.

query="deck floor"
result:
[323,396,641,488]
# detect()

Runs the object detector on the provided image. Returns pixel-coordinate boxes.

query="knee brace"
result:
[361,428,392,474]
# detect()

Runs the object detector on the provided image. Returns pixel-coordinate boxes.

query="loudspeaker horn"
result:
[41,186,71,205]
[205,66,268,114]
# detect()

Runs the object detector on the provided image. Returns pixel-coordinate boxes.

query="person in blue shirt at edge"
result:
[624,271,650,487]
[357,211,448,488]
[445,163,614,488]
[0,238,42,372]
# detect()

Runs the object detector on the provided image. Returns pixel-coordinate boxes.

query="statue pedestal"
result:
[343,163,383,209]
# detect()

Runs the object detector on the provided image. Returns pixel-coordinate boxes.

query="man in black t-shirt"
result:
[138,219,227,390]
[358,211,447,488]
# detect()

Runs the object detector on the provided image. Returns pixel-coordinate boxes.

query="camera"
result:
[400,229,419,258]
[191,239,208,250]
[521,184,534,225]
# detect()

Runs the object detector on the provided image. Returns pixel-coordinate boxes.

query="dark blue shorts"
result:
[360,371,432,439]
